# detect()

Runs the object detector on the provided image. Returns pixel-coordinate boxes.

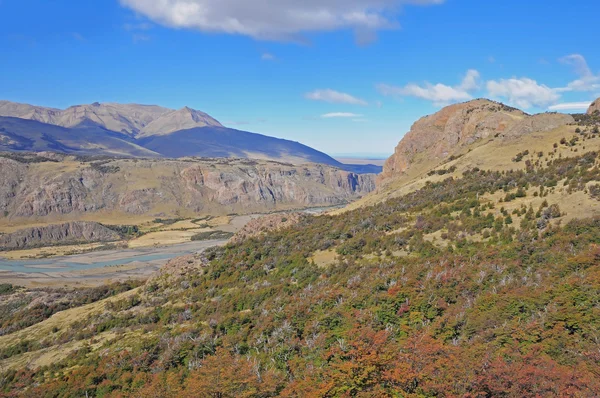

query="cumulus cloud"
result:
[305,89,368,105]
[321,112,363,118]
[547,102,593,111]
[486,77,559,109]
[557,54,600,92]
[377,69,480,106]
[119,0,445,42]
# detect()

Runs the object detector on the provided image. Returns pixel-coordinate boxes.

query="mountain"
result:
[380,99,572,183]
[0,153,375,225]
[2,100,600,396]
[0,101,172,136]
[0,100,382,174]
[136,106,222,137]
[137,126,346,165]
[0,116,159,157]
[588,97,600,115]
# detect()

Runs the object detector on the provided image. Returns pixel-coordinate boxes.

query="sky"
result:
[1,0,599,157]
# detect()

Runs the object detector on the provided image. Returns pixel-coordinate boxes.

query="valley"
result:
[1,98,600,397]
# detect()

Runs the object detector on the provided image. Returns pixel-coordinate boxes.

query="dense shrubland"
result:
[1,152,600,397]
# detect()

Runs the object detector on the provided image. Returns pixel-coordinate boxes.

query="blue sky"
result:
[1,0,599,156]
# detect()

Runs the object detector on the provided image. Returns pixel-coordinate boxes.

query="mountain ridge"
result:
[0,100,382,174]
[379,99,575,184]
[0,100,217,138]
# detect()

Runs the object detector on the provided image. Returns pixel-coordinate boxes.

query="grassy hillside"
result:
[346,117,600,212]
[1,146,600,396]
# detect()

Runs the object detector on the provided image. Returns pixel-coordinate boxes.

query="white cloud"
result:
[547,102,593,111]
[377,69,480,106]
[557,54,600,92]
[321,112,363,118]
[306,89,368,106]
[261,53,276,61]
[486,77,559,109]
[560,54,592,77]
[458,69,481,91]
[119,0,445,42]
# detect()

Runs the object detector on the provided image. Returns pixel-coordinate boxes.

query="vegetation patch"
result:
[191,230,234,241]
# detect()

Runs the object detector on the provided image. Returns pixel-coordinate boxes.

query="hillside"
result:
[0,101,381,174]
[0,222,120,250]
[1,99,600,396]
[337,98,600,213]
[0,153,375,229]
[589,99,600,115]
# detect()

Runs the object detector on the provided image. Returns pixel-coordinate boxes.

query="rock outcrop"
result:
[380,99,574,183]
[588,98,600,115]
[0,221,120,250]
[0,155,376,221]
[230,213,304,244]
[503,113,573,138]
[380,100,526,181]
[148,253,210,284]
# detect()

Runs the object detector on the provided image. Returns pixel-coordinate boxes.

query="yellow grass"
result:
[128,228,206,248]
[309,250,338,268]
[343,124,600,212]
[0,288,141,370]
[0,242,119,260]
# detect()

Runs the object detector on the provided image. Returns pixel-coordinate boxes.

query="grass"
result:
[343,124,600,213]
[0,242,124,260]
[0,288,141,370]
[309,250,338,268]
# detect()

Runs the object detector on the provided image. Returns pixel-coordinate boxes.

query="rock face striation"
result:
[588,98,600,115]
[0,221,120,250]
[0,154,376,221]
[380,99,574,183]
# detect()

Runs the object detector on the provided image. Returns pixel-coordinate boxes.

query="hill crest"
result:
[380,99,573,184]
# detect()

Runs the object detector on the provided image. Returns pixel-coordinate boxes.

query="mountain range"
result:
[0,101,380,174]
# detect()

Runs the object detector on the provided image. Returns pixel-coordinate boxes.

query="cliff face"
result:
[380,99,573,184]
[588,98,600,115]
[0,155,376,221]
[0,221,120,250]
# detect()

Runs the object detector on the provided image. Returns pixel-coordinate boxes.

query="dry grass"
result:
[309,250,338,268]
[343,125,600,212]
[0,288,141,370]
[0,242,119,260]
[128,228,206,248]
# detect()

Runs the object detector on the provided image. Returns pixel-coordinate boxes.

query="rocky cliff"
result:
[0,221,120,250]
[0,154,376,222]
[588,98,600,115]
[380,99,573,183]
